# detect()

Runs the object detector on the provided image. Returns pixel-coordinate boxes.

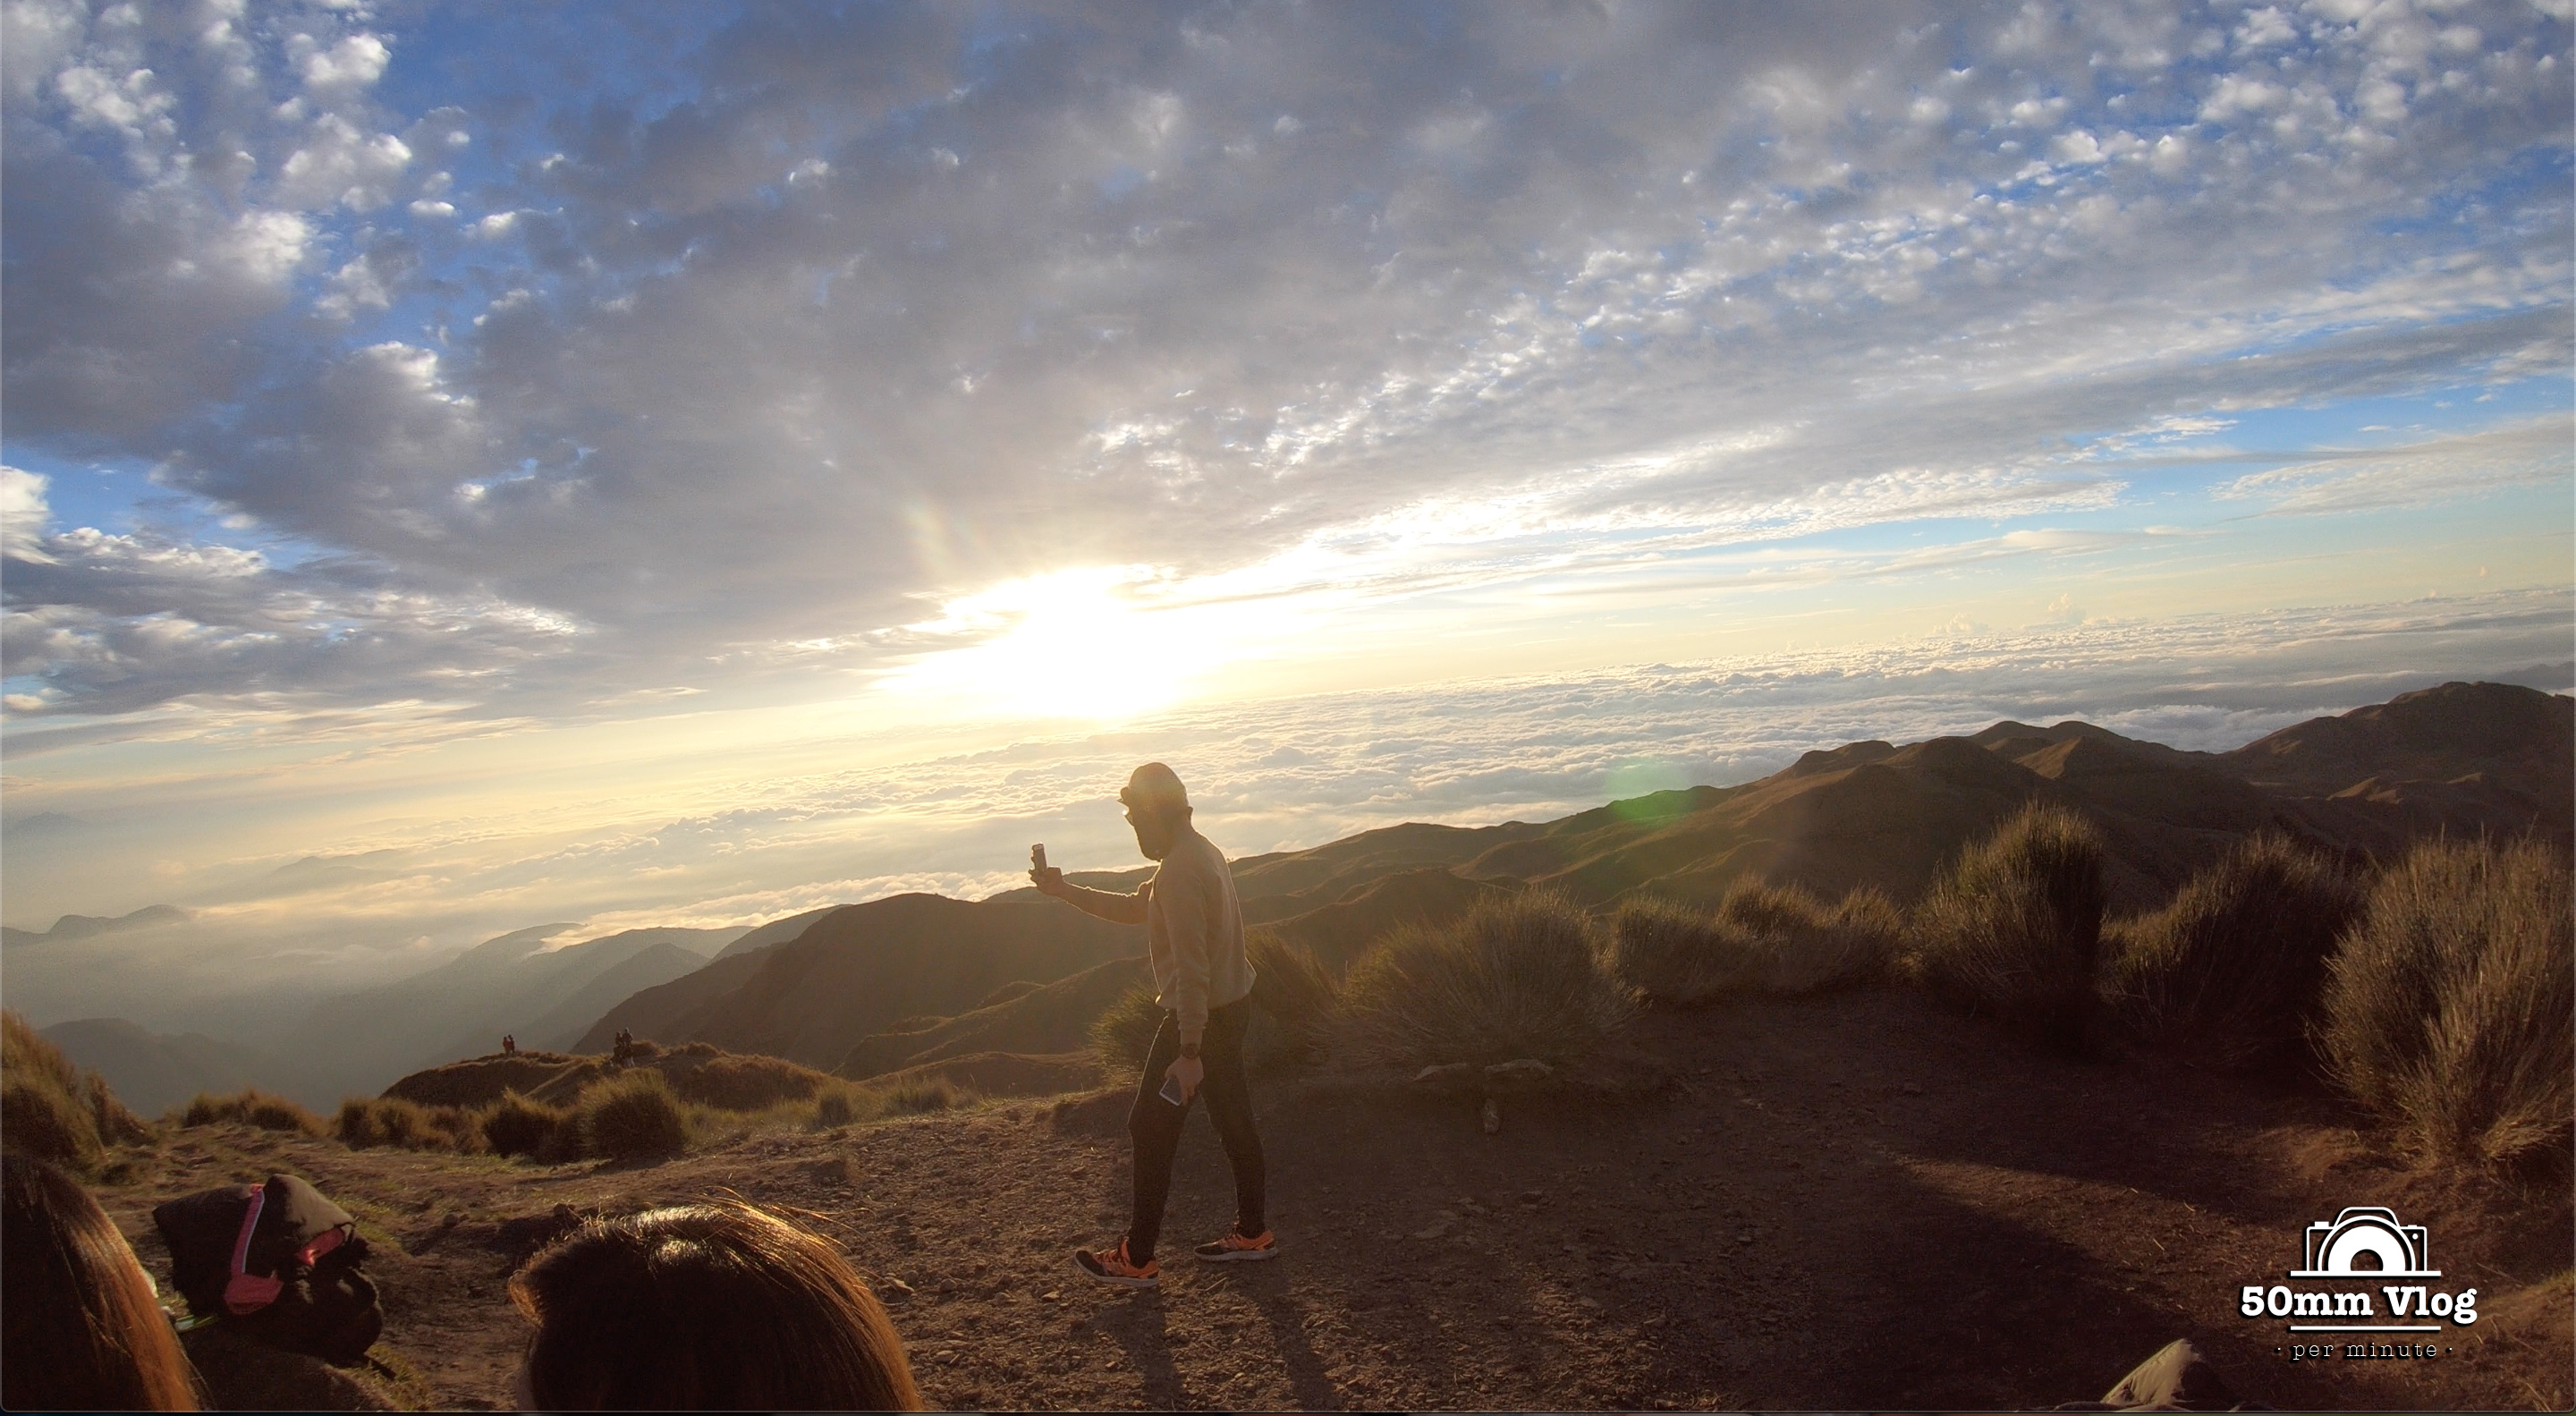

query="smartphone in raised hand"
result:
[1031,844,1048,872]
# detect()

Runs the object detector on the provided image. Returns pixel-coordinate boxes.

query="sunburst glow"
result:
[884,566,1199,722]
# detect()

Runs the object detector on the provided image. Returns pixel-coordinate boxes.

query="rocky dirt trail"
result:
[98,989,2570,1411]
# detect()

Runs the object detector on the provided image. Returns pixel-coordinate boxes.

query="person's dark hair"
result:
[3,1152,203,1411]
[510,1200,920,1411]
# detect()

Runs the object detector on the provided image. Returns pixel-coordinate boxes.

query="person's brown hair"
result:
[510,1200,920,1411]
[2,1152,203,1411]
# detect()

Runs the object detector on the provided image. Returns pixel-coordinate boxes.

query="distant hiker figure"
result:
[1031,762,1273,1288]
[502,1034,516,1056]
[611,1030,632,1066]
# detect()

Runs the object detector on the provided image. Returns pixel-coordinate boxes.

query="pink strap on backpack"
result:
[223,1183,283,1313]
[220,1181,350,1315]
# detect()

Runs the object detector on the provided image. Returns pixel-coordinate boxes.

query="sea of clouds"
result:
[9,587,2563,1042]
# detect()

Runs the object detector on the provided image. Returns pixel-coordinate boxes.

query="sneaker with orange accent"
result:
[1193,1227,1277,1262]
[1073,1239,1159,1288]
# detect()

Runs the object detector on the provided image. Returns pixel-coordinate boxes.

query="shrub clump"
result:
[574,1070,690,1160]
[179,1089,326,1136]
[2104,835,2364,1070]
[1605,895,1769,1006]
[879,1079,975,1115]
[334,1098,382,1148]
[1341,888,1631,1069]
[1608,881,1903,1005]
[2318,837,2573,1174]
[669,1055,828,1110]
[331,1095,479,1150]
[1719,877,1902,995]
[479,1090,569,1157]
[813,1086,861,1129]
[1811,886,1906,992]
[1247,929,1340,1072]
[1908,802,2107,1055]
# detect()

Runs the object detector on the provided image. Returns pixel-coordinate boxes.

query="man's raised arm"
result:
[1032,868,1149,925]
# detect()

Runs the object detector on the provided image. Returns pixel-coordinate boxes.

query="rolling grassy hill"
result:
[576,683,2567,1073]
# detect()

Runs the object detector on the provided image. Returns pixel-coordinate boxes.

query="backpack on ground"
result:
[153,1173,384,1366]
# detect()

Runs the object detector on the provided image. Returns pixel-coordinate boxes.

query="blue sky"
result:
[1,1,2568,1021]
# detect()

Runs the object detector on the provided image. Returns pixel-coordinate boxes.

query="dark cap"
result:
[1119,762,1190,813]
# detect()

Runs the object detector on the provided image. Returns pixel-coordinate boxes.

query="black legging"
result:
[1125,995,1265,1264]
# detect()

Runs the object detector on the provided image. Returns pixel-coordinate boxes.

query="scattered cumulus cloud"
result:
[0,1,2564,724]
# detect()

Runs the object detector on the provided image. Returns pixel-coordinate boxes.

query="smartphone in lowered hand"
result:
[1158,1071,1185,1107]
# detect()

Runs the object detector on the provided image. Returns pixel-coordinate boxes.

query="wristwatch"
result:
[1179,1042,1201,1060]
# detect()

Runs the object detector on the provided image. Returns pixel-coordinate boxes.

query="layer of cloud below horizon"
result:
[3,587,2565,1039]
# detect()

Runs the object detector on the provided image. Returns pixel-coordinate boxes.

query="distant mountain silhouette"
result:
[712,904,844,960]
[281,924,747,1104]
[41,1016,282,1115]
[252,850,409,896]
[2,903,188,949]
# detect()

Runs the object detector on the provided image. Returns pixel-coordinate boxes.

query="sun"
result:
[882,566,1193,722]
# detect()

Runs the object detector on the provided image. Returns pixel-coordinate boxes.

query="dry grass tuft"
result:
[574,1069,690,1159]
[479,1090,568,1157]
[2,1010,117,1170]
[1247,928,1340,1072]
[332,1095,478,1150]
[1813,886,1906,992]
[665,1054,829,1110]
[178,1088,327,1136]
[2318,836,2573,1174]
[1340,888,1631,1069]
[1723,878,1902,994]
[1607,881,1902,1005]
[2103,834,2364,1070]
[1605,895,1768,1005]
[879,1078,976,1115]
[84,1071,151,1145]
[813,1085,862,1129]
[1907,802,2107,1056]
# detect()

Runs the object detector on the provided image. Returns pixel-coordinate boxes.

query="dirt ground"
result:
[97,988,2571,1412]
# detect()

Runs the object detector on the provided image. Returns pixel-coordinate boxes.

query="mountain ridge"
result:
[68,681,2568,1100]
[572,682,2567,1074]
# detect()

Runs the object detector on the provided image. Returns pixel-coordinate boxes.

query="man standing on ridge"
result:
[1030,762,1273,1287]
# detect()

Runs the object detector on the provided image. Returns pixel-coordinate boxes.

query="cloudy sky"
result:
[2,1,2568,1026]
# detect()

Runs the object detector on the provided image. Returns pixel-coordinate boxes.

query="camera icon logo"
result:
[2291,1206,2438,1279]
